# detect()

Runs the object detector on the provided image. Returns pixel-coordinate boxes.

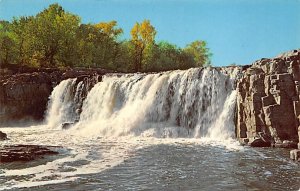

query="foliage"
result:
[184,40,212,66]
[130,20,156,72]
[0,3,212,72]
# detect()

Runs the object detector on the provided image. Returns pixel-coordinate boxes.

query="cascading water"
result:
[45,75,100,128]
[45,78,78,128]
[44,67,240,140]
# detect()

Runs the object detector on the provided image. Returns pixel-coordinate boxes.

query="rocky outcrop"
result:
[0,72,55,124]
[0,144,60,162]
[0,67,111,126]
[236,49,300,148]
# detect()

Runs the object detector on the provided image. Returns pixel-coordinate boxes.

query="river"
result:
[0,68,299,190]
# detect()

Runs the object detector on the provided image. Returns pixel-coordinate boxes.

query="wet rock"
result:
[249,138,271,147]
[0,72,58,124]
[274,140,298,149]
[290,149,300,161]
[62,121,76,130]
[0,131,7,140]
[0,145,60,163]
[236,49,300,147]
[240,138,249,146]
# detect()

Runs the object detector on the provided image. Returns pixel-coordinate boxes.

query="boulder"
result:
[249,138,271,147]
[62,122,73,130]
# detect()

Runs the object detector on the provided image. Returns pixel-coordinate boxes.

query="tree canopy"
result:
[0,3,212,72]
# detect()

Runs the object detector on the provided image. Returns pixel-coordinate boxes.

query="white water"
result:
[45,78,77,128]
[69,67,238,140]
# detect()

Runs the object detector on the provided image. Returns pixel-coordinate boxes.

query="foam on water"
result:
[0,126,140,189]
[0,124,246,190]
[14,121,300,190]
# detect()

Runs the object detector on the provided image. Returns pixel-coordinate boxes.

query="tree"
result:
[0,21,17,66]
[149,41,196,71]
[95,20,123,39]
[153,41,181,71]
[184,40,212,67]
[130,20,156,72]
[93,21,123,69]
[28,3,80,67]
[10,16,33,65]
[113,40,132,72]
[76,24,97,67]
[0,3,213,71]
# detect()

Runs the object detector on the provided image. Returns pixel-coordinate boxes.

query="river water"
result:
[0,68,299,190]
[0,126,299,190]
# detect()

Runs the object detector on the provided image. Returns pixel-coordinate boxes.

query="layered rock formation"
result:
[0,145,60,162]
[236,49,300,148]
[0,67,110,125]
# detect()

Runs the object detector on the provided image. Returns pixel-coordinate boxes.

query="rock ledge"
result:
[0,144,60,162]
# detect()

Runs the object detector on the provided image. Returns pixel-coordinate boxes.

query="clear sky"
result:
[0,0,299,66]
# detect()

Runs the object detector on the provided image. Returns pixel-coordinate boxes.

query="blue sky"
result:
[0,0,299,66]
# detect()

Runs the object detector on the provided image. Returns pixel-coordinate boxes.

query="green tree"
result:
[0,3,213,72]
[150,41,195,71]
[184,40,212,67]
[130,20,156,72]
[76,24,97,67]
[0,21,17,66]
[27,3,80,67]
[10,16,33,65]
[113,40,132,72]
[95,20,123,39]
[93,21,123,69]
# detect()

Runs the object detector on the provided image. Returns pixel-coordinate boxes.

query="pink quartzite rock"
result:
[236,49,300,148]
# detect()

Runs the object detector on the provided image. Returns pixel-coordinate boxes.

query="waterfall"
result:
[57,67,239,139]
[45,79,77,128]
[45,75,100,128]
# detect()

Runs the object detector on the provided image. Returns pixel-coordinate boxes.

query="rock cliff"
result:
[0,67,110,126]
[236,49,300,148]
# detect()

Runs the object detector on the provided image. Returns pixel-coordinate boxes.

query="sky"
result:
[0,0,299,66]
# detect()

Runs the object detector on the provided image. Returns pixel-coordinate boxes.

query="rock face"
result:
[0,144,60,162]
[236,49,300,148]
[0,72,56,125]
[0,67,110,126]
